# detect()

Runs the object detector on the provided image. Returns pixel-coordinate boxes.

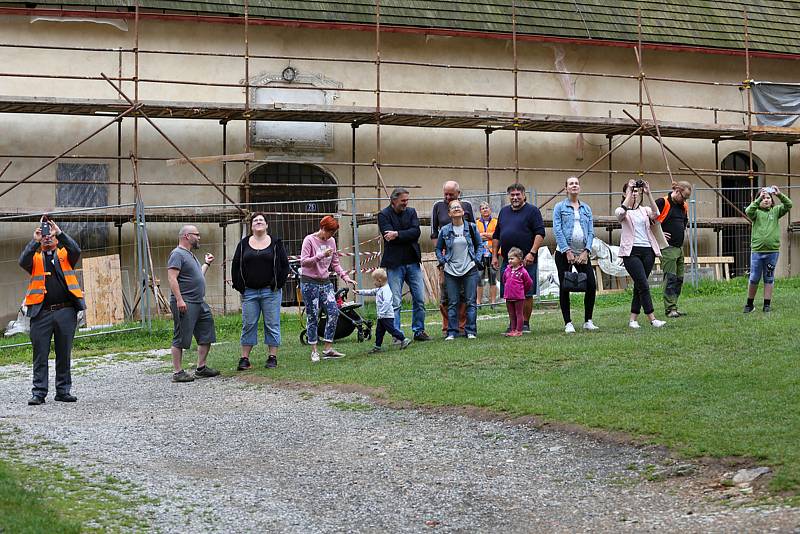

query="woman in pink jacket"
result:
[300,215,356,362]
[614,180,666,329]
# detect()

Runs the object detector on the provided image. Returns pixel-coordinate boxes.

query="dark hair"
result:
[390,187,409,201]
[507,183,526,194]
[249,212,268,226]
[319,215,340,232]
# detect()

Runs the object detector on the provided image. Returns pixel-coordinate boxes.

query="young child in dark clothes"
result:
[356,268,413,353]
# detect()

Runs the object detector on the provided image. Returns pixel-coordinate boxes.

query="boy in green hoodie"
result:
[744,186,792,313]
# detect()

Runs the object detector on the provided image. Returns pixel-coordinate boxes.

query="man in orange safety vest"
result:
[19,216,85,405]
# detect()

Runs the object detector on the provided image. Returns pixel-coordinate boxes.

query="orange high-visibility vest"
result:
[656,195,688,223]
[24,247,83,306]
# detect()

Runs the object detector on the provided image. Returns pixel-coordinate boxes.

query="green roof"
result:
[5,0,800,56]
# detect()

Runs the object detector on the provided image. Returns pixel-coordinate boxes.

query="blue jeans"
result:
[386,263,427,335]
[300,281,338,344]
[241,287,282,347]
[444,268,480,336]
[749,251,779,284]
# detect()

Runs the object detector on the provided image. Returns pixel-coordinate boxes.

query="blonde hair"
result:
[371,268,388,284]
[507,247,524,261]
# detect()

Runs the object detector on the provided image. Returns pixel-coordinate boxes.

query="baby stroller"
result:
[290,261,372,345]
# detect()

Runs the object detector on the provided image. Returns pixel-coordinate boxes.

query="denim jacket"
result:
[552,199,594,253]
[435,222,483,267]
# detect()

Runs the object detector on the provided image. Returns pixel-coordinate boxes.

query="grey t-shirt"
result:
[444,225,475,277]
[167,247,205,303]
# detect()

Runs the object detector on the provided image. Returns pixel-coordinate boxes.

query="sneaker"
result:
[650,319,666,328]
[628,321,640,329]
[510,331,523,337]
[266,355,277,369]
[743,304,755,314]
[445,335,455,341]
[564,322,576,334]
[392,338,402,346]
[763,304,771,313]
[368,346,383,354]
[400,338,412,349]
[467,333,477,339]
[666,310,681,318]
[28,395,45,405]
[583,320,599,331]
[323,349,345,359]
[172,370,195,383]
[311,351,320,363]
[413,331,431,342]
[521,323,531,333]
[236,357,252,371]
[194,366,220,378]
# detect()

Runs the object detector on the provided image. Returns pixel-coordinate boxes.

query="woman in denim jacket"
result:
[435,199,483,340]
[552,176,599,334]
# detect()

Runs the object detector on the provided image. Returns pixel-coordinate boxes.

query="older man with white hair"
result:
[431,180,474,336]
[166,224,220,383]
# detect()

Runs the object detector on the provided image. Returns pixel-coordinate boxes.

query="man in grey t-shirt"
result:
[166,224,219,383]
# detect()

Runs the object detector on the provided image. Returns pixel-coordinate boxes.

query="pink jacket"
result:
[614,206,661,257]
[503,265,533,300]
[300,233,353,283]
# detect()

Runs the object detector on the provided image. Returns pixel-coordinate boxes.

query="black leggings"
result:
[554,251,596,324]
[622,246,656,315]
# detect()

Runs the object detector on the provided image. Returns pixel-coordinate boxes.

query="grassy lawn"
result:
[1,277,798,529]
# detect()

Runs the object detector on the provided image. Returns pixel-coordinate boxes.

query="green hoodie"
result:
[745,193,792,252]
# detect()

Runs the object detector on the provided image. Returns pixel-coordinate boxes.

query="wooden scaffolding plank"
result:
[81,254,125,327]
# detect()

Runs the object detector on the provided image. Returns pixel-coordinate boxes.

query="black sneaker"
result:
[413,331,431,342]
[28,396,45,405]
[266,355,278,368]
[743,305,755,314]
[367,346,383,354]
[763,304,771,313]
[522,323,531,333]
[172,370,195,383]
[54,393,77,402]
[237,357,252,371]
[194,366,220,378]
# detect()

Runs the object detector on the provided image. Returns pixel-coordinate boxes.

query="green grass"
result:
[1,277,799,514]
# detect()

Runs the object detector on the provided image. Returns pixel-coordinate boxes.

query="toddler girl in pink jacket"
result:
[502,247,533,337]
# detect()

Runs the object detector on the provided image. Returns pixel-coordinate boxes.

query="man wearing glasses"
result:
[167,225,220,382]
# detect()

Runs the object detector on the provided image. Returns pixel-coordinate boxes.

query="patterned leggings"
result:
[300,281,339,344]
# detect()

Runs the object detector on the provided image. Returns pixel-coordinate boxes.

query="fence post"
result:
[351,193,364,304]
[688,190,699,288]
[532,188,541,301]
[134,197,153,331]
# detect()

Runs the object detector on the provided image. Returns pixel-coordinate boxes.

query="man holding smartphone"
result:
[19,216,85,405]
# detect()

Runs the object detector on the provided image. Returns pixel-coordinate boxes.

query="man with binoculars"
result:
[18,216,85,405]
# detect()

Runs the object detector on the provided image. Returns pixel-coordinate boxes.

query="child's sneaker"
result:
[400,338,412,349]
[368,346,383,354]
[564,322,575,334]
[511,330,523,337]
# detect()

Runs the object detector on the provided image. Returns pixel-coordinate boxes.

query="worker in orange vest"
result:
[19,216,85,405]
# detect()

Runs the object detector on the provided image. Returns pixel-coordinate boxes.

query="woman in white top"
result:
[614,179,666,328]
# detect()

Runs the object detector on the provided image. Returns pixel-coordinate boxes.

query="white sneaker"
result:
[583,320,599,331]
[445,335,455,341]
[628,321,640,329]
[310,351,320,362]
[564,322,576,334]
[651,319,666,328]
[467,334,477,339]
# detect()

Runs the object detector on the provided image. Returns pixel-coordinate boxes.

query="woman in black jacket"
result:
[231,212,290,370]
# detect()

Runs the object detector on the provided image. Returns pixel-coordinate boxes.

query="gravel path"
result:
[1,355,798,533]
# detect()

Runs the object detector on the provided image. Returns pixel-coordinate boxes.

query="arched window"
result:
[720,151,764,276]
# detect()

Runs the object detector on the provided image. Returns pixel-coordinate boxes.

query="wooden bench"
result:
[595,255,734,293]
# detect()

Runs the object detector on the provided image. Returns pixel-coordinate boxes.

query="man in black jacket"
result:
[378,188,430,341]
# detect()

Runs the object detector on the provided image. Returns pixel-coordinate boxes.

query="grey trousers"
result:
[30,307,77,398]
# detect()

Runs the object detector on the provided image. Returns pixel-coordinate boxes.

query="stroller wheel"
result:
[365,321,372,340]
[299,329,309,345]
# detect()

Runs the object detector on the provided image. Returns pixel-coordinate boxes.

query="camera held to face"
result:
[40,220,51,237]
[634,179,646,189]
